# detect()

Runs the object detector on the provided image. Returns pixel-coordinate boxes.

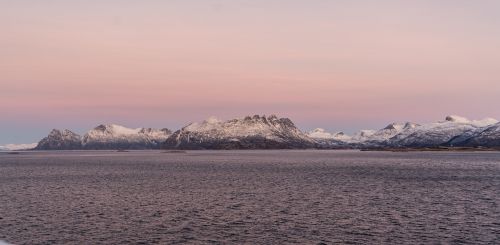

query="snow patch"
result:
[472,118,498,127]
[205,116,222,124]
[308,128,334,139]
[0,143,37,151]
[307,128,351,141]
[107,124,141,135]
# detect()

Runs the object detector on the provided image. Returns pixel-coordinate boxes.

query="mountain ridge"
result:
[19,115,500,150]
[308,115,499,149]
[34,125,172,150]
[163,115,316,149]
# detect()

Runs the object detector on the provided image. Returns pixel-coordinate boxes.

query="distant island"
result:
[5,114,493,151]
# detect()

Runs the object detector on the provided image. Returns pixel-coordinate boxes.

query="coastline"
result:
[360,146,500,152]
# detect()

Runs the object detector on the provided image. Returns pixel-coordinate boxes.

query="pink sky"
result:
[1,1,500,143]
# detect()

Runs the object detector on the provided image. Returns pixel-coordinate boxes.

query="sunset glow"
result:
[2,0,500,144]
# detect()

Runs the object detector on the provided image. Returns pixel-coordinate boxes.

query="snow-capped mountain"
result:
[365,123,416,142]
[455,122,500,147]
[308,122,417,147]
[307,128,351,141]
[35,125,172,150]
[82,124,171,149]
[35,129,82,150]
[385,115,498,147]
[307,128,352,148]
[309,116,499,149]
[349,130,376,143]
[163,115,315,149]
[0,143,38,151]
[355,122,418,147]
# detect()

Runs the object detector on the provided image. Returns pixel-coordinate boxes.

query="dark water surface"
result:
[0,150,499,244]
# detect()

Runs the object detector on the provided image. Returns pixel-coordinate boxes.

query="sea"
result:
[0,150,499,244]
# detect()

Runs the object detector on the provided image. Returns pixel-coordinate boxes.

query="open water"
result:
[0,150,499,244]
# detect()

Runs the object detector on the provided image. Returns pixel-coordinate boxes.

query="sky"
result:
[1,0,500,144]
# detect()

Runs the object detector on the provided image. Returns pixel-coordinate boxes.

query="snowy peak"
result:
[183,115,303,137]
[48,129,80,139]
[308,128,334,139]
[89,124,141,136]
[139,127,172,136]
[164,115,315,149]
[35,129,82,150]
[307,128,351,141]
[471,118,499,127]
[233,115,296,129]
[205,116,222,124]
[82,124,172,149]
[322,121,419,146]
[403,122,419,130]
[351,130,376,141]
[84,124,171,138]
[306,128,352,148]
[383,123,406,131]
[184,116,222,132]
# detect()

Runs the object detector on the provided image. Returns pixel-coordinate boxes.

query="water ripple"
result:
[0,150,499,244]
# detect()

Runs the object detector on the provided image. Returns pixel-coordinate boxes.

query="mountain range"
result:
[163,115,315,149]
[34,125,171,150]
[307,115,499,149]
[4,115,499,151]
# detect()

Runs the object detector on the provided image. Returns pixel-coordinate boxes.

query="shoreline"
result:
[2,147,500,153]
[360,147,500,152]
